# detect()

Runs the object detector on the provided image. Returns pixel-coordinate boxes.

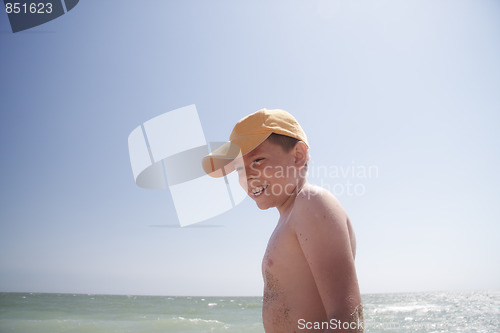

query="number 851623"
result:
[5,2,53,14]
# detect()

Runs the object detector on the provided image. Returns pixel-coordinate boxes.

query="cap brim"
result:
[202,132,270,178]
[202,142,241,178]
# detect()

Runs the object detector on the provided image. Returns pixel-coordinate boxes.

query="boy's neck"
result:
[277,178,308,216]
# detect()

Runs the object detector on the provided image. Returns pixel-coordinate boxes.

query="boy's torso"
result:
[261,184,356,333]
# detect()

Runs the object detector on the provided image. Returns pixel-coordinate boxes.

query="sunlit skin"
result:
[235,139,304,214]
[234,139,363,333]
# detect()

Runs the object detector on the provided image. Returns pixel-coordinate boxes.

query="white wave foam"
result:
[374,304,441,313]
[176,316,225,325]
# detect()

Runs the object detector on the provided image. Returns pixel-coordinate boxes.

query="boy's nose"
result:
[245,168,258,181]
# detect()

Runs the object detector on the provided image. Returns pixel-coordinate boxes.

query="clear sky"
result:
[1,0,499,296]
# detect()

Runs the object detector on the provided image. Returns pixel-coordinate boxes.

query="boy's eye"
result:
[252,158,264,165]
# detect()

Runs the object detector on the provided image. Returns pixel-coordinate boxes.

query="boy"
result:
[203,109,363,332]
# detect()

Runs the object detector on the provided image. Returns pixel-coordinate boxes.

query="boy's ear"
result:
[293,141,308,168]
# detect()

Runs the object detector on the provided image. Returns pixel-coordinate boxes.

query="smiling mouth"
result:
[251,184,269,197]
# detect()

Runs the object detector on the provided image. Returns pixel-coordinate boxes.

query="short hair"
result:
[266,133,300,152]
[266,133,309,169]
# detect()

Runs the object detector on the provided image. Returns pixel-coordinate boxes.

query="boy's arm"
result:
[293,190,363,332]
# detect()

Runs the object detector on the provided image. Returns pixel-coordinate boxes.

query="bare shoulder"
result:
[290,183,356,257]
[291,183,348,227]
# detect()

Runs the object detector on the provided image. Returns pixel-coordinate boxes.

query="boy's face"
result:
[235,139,301,210]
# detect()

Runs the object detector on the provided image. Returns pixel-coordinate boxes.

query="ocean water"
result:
[0,290,499,332]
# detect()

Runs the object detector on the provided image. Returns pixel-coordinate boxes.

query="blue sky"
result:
[1,0,499,296]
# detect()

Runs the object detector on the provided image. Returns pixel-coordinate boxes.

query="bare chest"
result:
[262,222,301,277]
[261,221,324,331]
[261,221,313,304]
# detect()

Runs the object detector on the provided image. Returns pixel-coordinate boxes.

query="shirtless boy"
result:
[203,109,363,332]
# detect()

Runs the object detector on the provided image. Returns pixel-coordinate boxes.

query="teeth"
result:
[252,187,263,194]
[251,185,267,195]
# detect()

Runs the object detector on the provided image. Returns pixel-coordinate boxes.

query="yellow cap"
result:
[202,108,309,177]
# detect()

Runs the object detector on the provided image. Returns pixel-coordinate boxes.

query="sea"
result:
[0,290,499,332]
